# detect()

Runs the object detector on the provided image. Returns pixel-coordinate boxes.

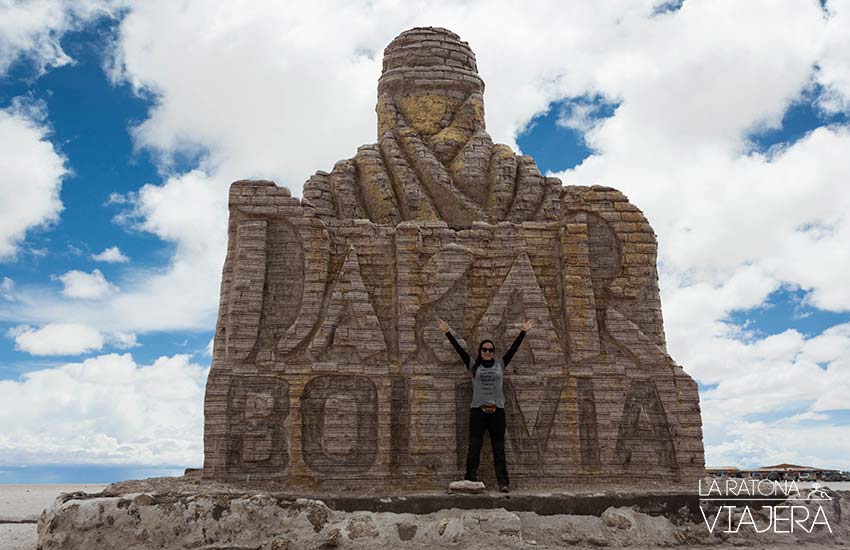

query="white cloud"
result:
[815,0,850,114]
[0,170,227,332]
[92,246,129,263]
[557,98,613,135]
[8,322,138,356]
[11,323,105,356]
[107,331,138,349]
[693,322,850,469]
[0,101,67,260]
[0,353,207,465]
[55,269,118,299]
[706,418,850,470]
[0,277,13,301]
[0,0,122,76]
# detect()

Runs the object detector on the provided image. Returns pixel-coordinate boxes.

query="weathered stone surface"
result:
[602,506,635,530]
[203,26,705,490]
[396,521,418,541]
[448,480,486,494]
[346,513,380,539]
[37,485,850,549]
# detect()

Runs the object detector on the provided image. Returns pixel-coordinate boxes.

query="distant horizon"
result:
[3,461,849,485]
[0,464,191,485]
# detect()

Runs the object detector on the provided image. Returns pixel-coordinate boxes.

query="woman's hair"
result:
[471,339,495,378]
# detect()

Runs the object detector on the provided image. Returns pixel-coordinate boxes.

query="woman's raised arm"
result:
[435,318,470,367]
[503,319,536,366]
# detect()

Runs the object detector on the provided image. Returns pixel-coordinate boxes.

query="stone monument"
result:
[203,26,705,490]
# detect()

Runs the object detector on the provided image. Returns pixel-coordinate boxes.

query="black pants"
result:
[465,407,509,486]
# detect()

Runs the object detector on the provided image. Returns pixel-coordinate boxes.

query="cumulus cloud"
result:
[0,101,67,260]
[687,322,850,469]
[706,417,850,470]
[0,0,122,76]
[815,0,850,114]
[0,353,207,465]
[92,246,129,263]
[10,323,105,355]
[8,322,138,356]
[54,268,118,299]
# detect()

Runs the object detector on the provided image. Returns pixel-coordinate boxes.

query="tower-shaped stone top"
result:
[379,27,484,98]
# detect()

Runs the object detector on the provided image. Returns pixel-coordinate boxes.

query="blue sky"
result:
[0,20,211,378]
[1,0,850,483]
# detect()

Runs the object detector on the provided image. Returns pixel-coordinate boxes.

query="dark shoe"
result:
[499,485,510,493]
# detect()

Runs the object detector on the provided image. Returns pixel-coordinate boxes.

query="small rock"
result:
[396,521,417,541]
[436,517,463,540]
[601,507,633,530]
[296,498,329,532]
[132,493,156,506]
[449,480,486,494]
[325,527,341,547]
[347,514,379,539]
[469,509,522,538]
[269,537,289,550]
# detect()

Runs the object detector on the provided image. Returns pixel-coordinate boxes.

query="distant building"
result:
[706,466,741,477]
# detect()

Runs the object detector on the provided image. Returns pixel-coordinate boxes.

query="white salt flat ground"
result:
[0,484,106,550]
[0,484,107,522]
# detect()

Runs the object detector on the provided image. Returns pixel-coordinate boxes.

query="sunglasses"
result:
[481,347,495,353]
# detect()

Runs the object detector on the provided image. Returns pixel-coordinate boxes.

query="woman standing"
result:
[434,318,537,493]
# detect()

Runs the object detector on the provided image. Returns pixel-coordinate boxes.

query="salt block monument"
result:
[203,26,705,489]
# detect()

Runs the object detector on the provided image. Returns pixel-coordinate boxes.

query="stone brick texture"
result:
[203,27,705,490]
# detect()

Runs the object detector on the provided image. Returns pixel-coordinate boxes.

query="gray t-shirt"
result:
[444,330,526,410]
[469,359,505,408]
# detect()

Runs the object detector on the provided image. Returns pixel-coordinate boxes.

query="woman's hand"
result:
[435,318,450,332]
[521,319,537,332]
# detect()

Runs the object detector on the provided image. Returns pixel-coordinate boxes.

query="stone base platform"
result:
[36,476,849,549]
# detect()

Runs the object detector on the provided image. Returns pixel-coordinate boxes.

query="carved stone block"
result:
[203,26,705,489]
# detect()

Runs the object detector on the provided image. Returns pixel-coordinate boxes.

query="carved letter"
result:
[576,377,600,469]
[226,377,290,474]
[504,376,564,467]
[615,380,677,468]
[301,375,378,473]
[308,247,388,364]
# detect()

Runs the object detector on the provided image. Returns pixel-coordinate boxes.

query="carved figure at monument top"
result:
[203,26,705,491]
[303,27,559,228]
